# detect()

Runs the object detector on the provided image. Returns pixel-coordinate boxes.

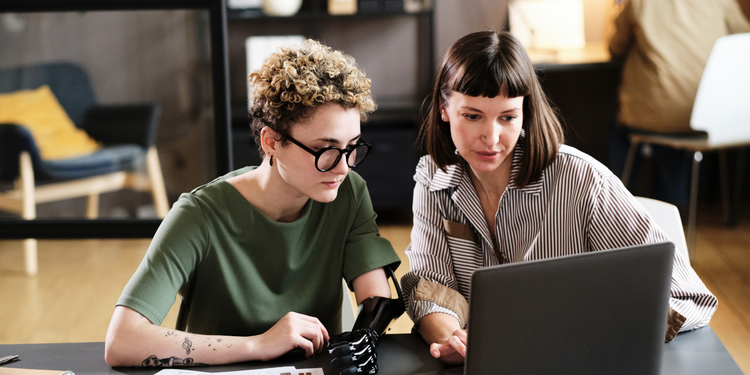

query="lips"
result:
[475,151,500,161]
[323,180,343,188]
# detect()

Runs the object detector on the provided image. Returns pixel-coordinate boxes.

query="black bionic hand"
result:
[328,327,379,375]
[352,295,405,336]
[328,266,405,375]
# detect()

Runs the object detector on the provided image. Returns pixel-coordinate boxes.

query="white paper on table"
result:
[154,367,303,375]
[291,369,324,375]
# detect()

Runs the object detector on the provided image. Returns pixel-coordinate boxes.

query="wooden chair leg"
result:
[24,239,38,276]
[19,151,38,276]
[86,193,100,219]
[146,147,170,218]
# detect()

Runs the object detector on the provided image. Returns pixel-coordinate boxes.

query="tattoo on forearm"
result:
[142,332,223,366]
[142,355,204,367]
[182,337,193,355]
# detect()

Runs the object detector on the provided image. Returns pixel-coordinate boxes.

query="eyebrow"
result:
[461,105,521,113]
[460,105,483,113]
[316,134,362,144]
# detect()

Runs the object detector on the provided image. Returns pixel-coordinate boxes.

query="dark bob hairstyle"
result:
[419,31,564,188]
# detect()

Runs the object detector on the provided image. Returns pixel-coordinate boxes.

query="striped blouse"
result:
[401,139,718,335]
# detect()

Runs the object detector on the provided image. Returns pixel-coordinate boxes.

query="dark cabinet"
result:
[535,61,623,167]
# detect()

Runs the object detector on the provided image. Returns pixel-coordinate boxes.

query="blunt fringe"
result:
[419,31,564,188]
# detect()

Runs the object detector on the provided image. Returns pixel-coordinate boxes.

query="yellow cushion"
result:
[0,85,101,160]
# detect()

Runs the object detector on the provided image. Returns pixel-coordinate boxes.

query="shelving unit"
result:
[228,0,434,210]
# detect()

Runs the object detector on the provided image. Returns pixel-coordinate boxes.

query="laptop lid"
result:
[464,242,675,375]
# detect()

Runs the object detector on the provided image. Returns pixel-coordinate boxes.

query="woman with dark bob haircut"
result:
[401,31,717,365]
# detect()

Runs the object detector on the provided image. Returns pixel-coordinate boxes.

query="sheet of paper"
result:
[0,369,73,375]
[291,369,324,375]
[154,367,322,375]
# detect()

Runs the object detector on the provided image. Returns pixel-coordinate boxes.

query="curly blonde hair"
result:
[248,39,376,156]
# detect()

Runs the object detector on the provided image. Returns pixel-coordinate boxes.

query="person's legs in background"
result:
[651,145,691,213]
[608,119,690,216]
[608,119,637,184]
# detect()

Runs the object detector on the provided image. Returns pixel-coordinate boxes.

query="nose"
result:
[330,153,350,175]
[481,120,502,145]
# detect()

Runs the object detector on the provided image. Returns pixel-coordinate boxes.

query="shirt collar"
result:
[428,131,545,195]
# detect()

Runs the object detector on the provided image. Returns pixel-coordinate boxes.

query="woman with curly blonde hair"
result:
[105,40,402,369]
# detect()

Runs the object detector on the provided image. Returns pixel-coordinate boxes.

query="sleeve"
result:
[400,161,469,329]
[116,194,209,325]
[586,176,718,337]
[609,0,635,58]
[726,0,750,34]
[342,172,401,287]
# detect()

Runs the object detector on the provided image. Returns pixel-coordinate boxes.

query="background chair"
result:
[0,62,170,276]
[622,33,750,259]
[634,196,690,262]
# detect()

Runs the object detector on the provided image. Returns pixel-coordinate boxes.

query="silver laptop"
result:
[464,242,675,375]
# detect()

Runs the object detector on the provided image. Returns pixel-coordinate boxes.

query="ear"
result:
[439,107,449,122]
[260,126,279,156]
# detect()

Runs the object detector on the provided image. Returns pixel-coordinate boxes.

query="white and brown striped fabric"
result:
[401,138,718,334]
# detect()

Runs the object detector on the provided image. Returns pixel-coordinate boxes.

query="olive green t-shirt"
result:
[117,167,400,336]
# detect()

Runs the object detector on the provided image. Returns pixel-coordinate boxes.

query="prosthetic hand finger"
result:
[331,352,353,368]
[328,328,380,374]
[330,343,351,357]
[340,367,358,375]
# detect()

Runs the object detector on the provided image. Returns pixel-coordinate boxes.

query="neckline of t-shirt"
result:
[218,167,315,226]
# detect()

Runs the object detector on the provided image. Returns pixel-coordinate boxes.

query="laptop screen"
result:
[465,242,674,375]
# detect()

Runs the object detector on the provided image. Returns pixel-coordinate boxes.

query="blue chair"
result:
[0,62,170,275]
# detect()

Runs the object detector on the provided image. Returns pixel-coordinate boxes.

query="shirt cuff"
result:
[412,301,463,331]
[413,279,469,328]
[665,307,687,342]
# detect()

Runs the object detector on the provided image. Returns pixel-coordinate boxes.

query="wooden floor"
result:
[0,203,748,372]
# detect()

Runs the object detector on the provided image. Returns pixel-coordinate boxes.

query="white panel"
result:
[690,33,750,148]
[509,0,586,50]
[245,35,305,112]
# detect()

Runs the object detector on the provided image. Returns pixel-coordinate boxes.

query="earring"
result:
[455,149,460,155]
[269,155,274,166]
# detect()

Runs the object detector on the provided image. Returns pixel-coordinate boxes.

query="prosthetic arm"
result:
[328,267,405,374]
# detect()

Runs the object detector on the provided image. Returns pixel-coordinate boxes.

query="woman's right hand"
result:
[429,329,468,365]
[251,312,330,361]
[418,312,468,365]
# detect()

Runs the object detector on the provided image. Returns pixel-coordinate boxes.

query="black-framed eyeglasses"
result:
[286,135,372,172]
